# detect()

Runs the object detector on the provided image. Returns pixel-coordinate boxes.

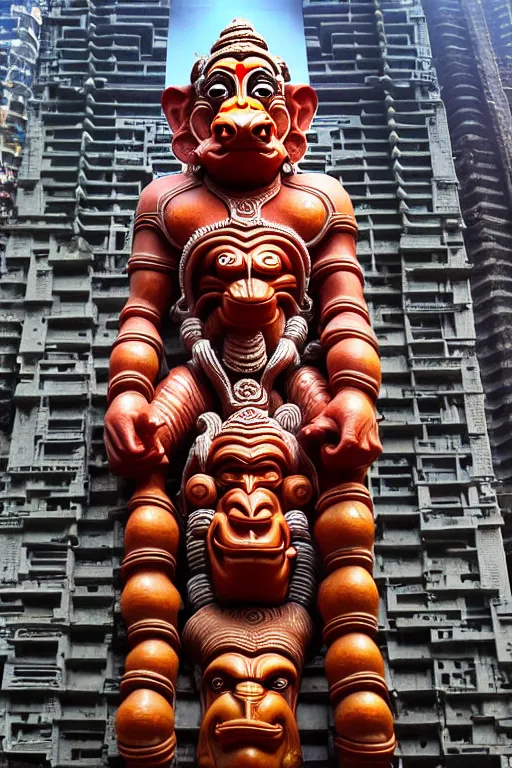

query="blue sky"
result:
[166,0,309,86]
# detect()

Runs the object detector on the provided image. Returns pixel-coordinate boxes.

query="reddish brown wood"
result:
[183,603,313,768]
[105,17,395,767]
[316,483,396,765]
[116,471,180,766]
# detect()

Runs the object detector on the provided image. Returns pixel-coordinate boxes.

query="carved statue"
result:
[183,603,312,768]
[183,406,316,608]
[107,18,395,767]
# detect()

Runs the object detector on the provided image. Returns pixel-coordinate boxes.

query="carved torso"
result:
[136,171,342,251]
[129,171,359,418]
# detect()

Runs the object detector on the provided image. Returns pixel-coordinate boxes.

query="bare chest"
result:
[162,179,332,250]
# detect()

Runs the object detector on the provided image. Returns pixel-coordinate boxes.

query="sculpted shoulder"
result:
[135,173,191,216]
[292,173,355,217]
[135,172,219,246]
[273,172,355,244]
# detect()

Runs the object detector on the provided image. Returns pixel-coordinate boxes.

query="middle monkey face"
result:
[187,448,296,606]
[205,462,296,605]
[184,408,314,607]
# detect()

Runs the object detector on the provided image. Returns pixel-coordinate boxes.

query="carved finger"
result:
[135,408,166,442]
[149,435,169,466]
[104,433,124,473]
[299,415,339,448]
[108,418,146,455]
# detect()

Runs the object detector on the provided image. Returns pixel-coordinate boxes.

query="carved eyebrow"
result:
[205,656,248,679]
[220,459,282,471]
[254,657,297,680]
[247,68,278,81]
[204,68,236,84]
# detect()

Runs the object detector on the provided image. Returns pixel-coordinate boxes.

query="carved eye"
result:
[219,471,236,485]
[253,250,282,274]
[218,253,237,267]
[270,677,289,691]
[211,677,226,691]
[207,82,231,100]
[261,253,280,268]
[250,82,276,100]
[215,250,244,277]
[263,470,280,485]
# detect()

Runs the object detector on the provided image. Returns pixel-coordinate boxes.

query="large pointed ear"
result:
[162,85,198,164]
[284,84,318,164]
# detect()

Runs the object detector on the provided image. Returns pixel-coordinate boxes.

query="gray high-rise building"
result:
[0,1,511,766]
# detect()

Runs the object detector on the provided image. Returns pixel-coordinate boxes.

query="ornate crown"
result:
[190,18,290,85]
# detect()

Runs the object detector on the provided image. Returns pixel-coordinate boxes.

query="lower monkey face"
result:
[196,654,302,768]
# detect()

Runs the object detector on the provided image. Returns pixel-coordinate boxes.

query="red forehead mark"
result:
[235,61,250,86]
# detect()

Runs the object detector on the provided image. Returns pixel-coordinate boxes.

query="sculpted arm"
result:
[105,225,179,475]
[300,181,382,478]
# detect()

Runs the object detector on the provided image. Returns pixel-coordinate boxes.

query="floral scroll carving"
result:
[106,17,396,768]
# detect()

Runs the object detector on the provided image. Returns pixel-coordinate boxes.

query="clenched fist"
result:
[299,387,382,476]
[104,392,168,477]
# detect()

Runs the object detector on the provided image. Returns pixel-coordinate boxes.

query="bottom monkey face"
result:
[197,653,302,768]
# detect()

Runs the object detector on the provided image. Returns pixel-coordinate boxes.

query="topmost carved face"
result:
[194,56,291,188]
[162,20,318,189]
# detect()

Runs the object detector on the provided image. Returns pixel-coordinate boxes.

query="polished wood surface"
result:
[106,17,395,768]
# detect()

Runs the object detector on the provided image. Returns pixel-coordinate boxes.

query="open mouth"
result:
[215,719,283,747]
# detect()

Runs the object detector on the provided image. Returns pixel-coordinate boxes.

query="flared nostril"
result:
[229,501,252,519]
[213,121,236,141]
[251,122,272,142]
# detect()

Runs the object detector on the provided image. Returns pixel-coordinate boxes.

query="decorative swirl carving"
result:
[186,508,216,606]
[183,602,313,670]
[285,510,317,609]
[273,403,303,434]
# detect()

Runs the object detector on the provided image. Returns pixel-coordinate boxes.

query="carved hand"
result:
[299,387,382,474]
[104,392,167,476]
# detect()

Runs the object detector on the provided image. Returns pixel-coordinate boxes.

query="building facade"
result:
[0,1,511,766]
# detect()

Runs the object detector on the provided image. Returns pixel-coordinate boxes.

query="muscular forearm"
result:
[315,256,381,403]
[107,255,175,405]
[140,367,214,455]
[321,310,381,401]
[287,366,331,423]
